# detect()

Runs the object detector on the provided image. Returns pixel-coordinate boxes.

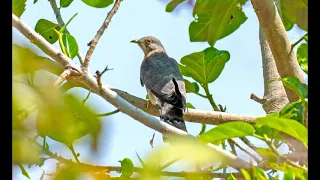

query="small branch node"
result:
[250,93,265,104]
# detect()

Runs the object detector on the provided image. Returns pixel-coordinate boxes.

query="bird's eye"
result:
[145,38,152,44]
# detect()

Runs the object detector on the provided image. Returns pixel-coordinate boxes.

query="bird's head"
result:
[130,36,166,55]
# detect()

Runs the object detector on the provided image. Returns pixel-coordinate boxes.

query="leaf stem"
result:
[195,92,207,98]
[202,84,219,111]
[68,144,80,163]
[96,109,120,117]
[291,32,308,52]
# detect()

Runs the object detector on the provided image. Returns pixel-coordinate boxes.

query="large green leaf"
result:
[60,0,74,8]
[189,0,248,46]
[119,158,134,177]
[62,34,79,59]
[12,44,63,76]
[184,79,200,93]
[81,0,113,8]
[166,0,186,12]
[255,114,308,145]
[36,86,101,145]
[280,0,308,31]
[280,100,305,123]
[297,43,308,74]
[35,19,61,44]
[12,0,27,18]
[199,122,255,143]
[281,77,308,99]
[179,47,230,85]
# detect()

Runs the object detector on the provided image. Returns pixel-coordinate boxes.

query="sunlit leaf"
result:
[240,169,251,180]
[60,0,74,8]
[256,148,277,163]
[12,0,27,17]
[35,19,61,44]
[266,163,307,180]
[227,173,236,180]
[280,0,308,31]
[166,0,186,12]
[19,164,31,179]
[255,114,308,145]
[281,77,308,99]
[119,158,134,177]
[184,79,200,93]
[189,0,248,46]
[179,47,230,85]
[62,34,79,59]
[280,100,305,123]
[199,122,254,143]
[297,43,308,74]
[13,133,41,165]
[186,102,195,109]
[81,0,113,8]
[12,44,63,76]
[36,85,101,145]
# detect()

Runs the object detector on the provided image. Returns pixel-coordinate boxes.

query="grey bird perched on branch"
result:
[131,36,188,141]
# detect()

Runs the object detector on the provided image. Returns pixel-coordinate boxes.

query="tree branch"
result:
[82,0,122,70]
[12,13,251,170]
[49,0,84,65]
[250,0,305,102]
[53,67,72,87]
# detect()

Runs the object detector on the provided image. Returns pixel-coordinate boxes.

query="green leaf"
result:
[12,0,27,17]
[255,148,277,163]
[253,168,268,180]
[60,0,74,8]
[281,77,308,99]
[199,122,255,143]
[267,163,307,179]
[255,114,308,145]
[36,87,101,145]
[227,173,236,180]
[186,102,195,109]
[62,34,79,59]
[179,47,230,85]
[19,164,31,179]
[119,158,134,177]
[12,44,64,76]
[255,125,283,140]
[189,0,248,46]
[280,0,308,31]
[184,79,200,93]
[34,0,38,4]
[297,43,308,74]
[81,0,113,8]
[280,100,305,123]
[240,169,251,180]
[166,0,185,12]
[35,19,61,44]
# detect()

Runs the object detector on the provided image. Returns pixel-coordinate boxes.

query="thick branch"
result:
[49,0,84,65]
[12,13,251,170]
[250,0,305,102]
[82,0,121,70]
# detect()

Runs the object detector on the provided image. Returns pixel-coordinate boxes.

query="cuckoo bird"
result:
[130,36,188,136]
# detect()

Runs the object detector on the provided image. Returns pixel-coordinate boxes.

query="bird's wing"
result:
[140,53,186,110]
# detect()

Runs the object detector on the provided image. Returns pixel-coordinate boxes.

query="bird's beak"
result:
[130,39,140,44]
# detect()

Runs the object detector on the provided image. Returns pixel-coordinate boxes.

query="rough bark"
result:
[250,0,305,102]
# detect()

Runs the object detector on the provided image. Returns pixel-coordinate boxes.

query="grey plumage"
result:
[131,36,188,135]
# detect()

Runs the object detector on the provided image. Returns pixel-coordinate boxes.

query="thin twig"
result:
[83,0,122,70]
[228,139,260,163]
[68,144,80,163]
[26,136,244,178]
[240,137,258,151]
[82,90,91,105]
[53,68,72,87]
[95,109,120,117]
[202,84,219,111]
[95,65,114,92]
[263,134,307,172]
[250,93,265,104]
[290,33,308,53]
[49,0,84,65]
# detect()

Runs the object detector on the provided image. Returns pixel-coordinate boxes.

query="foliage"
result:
[12,0,308,179]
